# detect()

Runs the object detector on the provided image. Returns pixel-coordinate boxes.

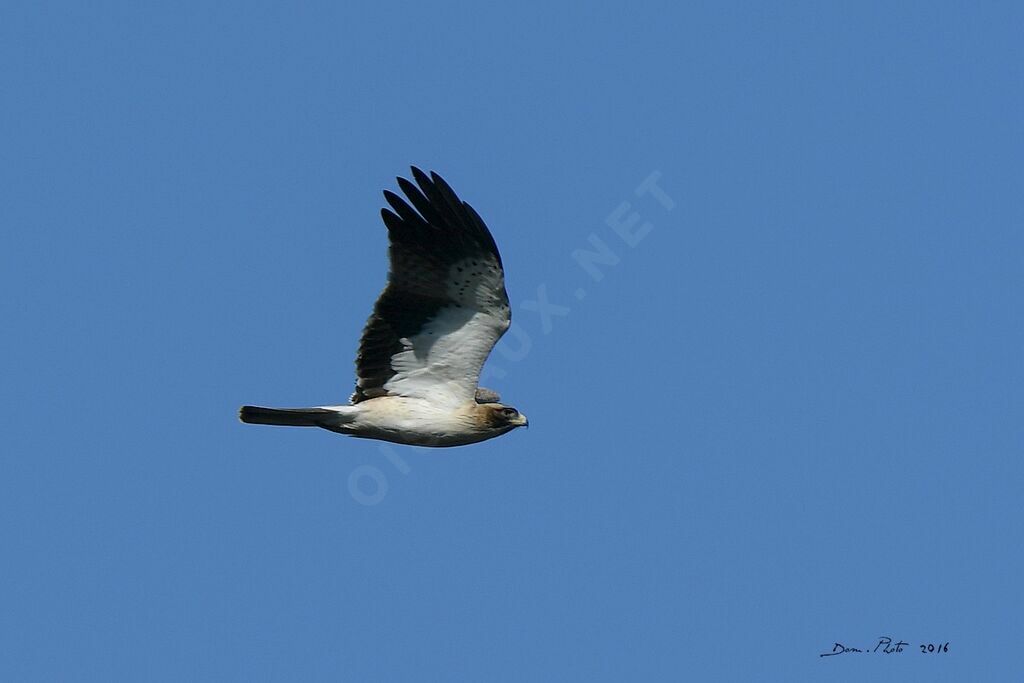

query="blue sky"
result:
[2,2,1021,681]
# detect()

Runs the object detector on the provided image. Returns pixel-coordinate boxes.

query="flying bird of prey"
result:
[239,168,528,447]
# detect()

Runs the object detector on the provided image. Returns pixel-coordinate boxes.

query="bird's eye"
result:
[501,407,518,418]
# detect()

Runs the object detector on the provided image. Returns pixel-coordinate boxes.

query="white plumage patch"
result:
[385,306,506,409]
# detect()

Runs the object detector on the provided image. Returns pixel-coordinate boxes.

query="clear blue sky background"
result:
[2,2,1021,681]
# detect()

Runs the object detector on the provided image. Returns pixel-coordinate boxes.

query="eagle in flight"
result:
[239,168,528,447]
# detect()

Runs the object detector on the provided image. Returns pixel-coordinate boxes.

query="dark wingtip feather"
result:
[410,166,432,192]
[429,170,454,194]
[382,189,404,211]
[396,176,440,224]
[384,189,428,227]
[381,207,401,229]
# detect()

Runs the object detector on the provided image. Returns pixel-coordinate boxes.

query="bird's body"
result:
[239,168,528,447]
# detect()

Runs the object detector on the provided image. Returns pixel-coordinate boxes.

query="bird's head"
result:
[480,403,529,432]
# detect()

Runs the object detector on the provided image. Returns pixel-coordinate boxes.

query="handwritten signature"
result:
[820,638,950,657]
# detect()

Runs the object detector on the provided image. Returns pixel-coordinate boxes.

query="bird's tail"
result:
[239,405,352,430]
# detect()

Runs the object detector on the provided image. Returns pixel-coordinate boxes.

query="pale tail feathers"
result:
[239,405,354,433]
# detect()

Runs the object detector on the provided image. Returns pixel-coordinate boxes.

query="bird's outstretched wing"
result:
[351,168,510,408]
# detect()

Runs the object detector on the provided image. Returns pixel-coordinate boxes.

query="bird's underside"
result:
[240,389,525,448]
[239,168,528,447]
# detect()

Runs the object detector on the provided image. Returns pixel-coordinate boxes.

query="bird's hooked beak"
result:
[515,413,529,429]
